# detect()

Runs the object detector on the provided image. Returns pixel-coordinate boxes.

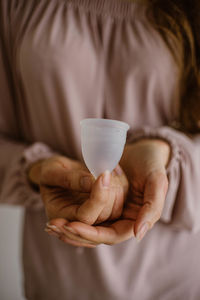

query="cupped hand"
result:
[121,138,170,240]
[50,139,170,247]
[29,155,129,245]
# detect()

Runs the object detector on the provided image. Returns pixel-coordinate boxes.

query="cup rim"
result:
[80,118,130,131]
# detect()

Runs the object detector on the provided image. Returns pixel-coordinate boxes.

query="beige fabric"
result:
[1,0,200,299]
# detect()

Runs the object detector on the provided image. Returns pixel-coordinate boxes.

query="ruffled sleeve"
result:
[0,3,56,210]
[127,126,200,232]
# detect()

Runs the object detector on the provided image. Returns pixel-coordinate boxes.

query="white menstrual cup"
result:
[80,118,130,178]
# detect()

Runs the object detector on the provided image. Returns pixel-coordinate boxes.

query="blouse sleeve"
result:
[127,126,200,232]
[0,7,56,210]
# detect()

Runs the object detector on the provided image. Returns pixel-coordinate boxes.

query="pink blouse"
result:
[1,0,200,299]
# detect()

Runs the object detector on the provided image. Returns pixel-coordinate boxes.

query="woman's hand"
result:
[28,155,129,246]
[120,138,170,240]
[52,139,170,246]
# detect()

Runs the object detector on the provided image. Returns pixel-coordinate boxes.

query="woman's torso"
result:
[5,0,178,159]
[2,1,199,299]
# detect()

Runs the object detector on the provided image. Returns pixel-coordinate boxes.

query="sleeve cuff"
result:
[1,142,57,210]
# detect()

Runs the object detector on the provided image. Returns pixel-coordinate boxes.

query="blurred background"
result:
[0,205,26,300]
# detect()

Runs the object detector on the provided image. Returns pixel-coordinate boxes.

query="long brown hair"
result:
[145,0,200,133]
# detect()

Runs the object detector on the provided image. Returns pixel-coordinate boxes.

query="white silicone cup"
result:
[80,118,130,178]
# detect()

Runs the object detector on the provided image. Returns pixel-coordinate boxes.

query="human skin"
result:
[49,138,170,247]
[47,138,170,246]
[28,155,129,247]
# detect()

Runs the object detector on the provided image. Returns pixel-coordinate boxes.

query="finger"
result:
[44,228,61,238]
[109,165,129,219]
[65,170,95,192]
[62,226,98,245]
[47,218,97,247]
[112,164,129,194]
[76,170,112,224]
[65,220,135,245]
[41,161,95,192]
[108,187,124,220]
[134,171,168,241]
[47,217,68,225]
[59,235,96,248]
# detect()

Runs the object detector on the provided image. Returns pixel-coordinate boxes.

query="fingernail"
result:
[101,170,110,187]
[45,228,60,238]
[46,224,62,233]
[136,222,149,242]
[64,225,77,235]
[80,176,92,191]
[114,165,123,176]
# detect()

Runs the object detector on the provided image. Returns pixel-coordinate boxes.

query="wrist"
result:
[120,138,171,172]
[134,138,170,165]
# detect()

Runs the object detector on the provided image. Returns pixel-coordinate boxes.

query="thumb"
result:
[134,171,168,241]
[76,170,112,225]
